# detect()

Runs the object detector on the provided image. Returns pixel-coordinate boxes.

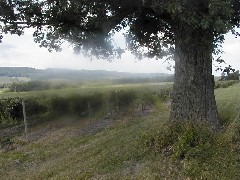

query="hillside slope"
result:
[0,67,172,81]
[0,83,239,179]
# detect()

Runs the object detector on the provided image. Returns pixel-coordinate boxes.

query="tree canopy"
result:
[1,0,239,58]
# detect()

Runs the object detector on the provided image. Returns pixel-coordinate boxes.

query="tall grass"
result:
[215,81,240,125]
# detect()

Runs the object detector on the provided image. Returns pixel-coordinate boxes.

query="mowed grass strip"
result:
[0,107,170,179]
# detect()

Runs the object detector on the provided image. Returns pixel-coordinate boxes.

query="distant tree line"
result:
[7,80,72,92]
[8,81,51,92]
[0,67,40,77]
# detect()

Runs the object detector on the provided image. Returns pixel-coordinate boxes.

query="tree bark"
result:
[170,24,220,129]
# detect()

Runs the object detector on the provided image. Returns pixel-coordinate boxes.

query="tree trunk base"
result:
[170,25,220,130]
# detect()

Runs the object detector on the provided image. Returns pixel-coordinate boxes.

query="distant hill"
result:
[0,67,173,83]
[0,67,41,78]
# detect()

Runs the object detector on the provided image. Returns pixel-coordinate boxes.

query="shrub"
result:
[25,97,48,116]
[0,98,23,129]
[48,95,71,115]
[88,92,105,112]
[215,80,239,89]
[40,93,106,118]
[9,81,50,92]
[109,90,137,111]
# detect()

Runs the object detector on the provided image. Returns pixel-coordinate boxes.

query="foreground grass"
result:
[0,105,172,179]
[0,82,239,179]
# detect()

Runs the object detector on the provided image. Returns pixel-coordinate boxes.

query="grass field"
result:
[0,82,239,179]
[215,82,240,125]
[0,82,173,98]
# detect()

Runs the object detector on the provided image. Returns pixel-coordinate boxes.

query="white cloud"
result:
[0,31,239,75]
[218,33,240,74]
[0,32,171,73]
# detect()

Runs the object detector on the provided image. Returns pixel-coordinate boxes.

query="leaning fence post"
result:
[22,100,28,139]
[88,91,92,125]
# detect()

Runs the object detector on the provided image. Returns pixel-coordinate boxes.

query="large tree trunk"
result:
[170,24,220,129]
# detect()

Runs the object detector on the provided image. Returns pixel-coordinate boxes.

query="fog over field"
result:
[0,29,239,75]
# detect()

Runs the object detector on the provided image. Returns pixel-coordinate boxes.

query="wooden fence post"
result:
[22,100,28,139]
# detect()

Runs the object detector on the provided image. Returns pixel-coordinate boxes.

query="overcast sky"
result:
[0,29,239,75]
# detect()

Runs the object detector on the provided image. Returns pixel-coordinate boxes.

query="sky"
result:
[0,29,239,75]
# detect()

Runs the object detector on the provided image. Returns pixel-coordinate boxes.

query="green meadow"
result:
[0,81,239,179]
[0,82,173,98]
